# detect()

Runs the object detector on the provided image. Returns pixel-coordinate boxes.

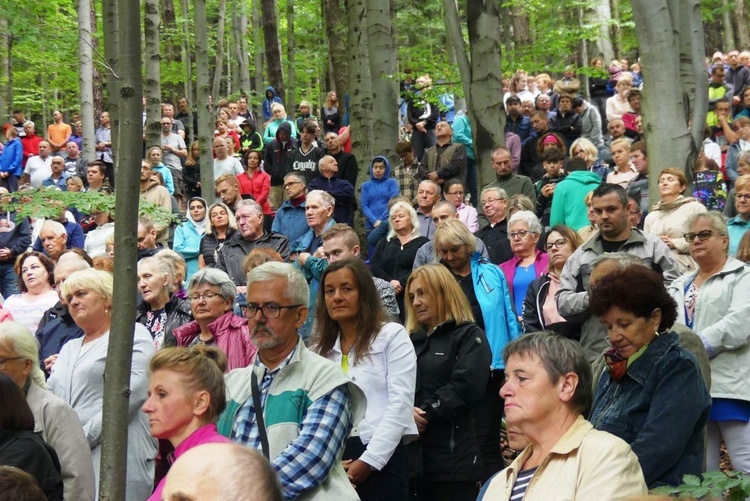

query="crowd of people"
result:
[0,51,750,501]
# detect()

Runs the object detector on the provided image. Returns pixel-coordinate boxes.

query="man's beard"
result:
[251,324,281,349]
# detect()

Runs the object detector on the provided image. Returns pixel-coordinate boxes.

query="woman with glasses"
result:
[727,174,750,256]
[668,211,750,474]
[522,225,581,338]
[444,179,478,232]
[173,268,256,370]
[432,219,518,482]
[499,211,549,320]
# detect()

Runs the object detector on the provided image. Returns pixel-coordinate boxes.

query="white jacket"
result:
[669,257,750,401]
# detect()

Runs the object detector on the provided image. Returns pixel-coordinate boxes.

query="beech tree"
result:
[77,0,95,161]
[195,0,214,203]
[144,0,162,148]
[261,0,284,103]
[631,0,707,203]
[347,0,373,184]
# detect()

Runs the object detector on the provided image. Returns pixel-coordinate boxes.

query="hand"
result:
[236,286,247,294]
[0,248,10,260]
[413,407,428,433]
[342,459,372,485]
[313,247,326,259]
[298,252,311,266]
[416,121,426,133]
[389,280,402,295]
[427,171,439,182]
[196,182,201,188]
[734,96,741,105]
[44,354,58,372]
[541,184,555,197]
[374,220,381,228]
[718,114,728,125]
[661,235,675,249]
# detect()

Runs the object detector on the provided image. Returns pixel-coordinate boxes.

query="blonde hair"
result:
[610,137,632,152]
[387,201,421,241]
[205,202,238,235]
[735,173,750,192]
[60,268,113,305]
[433,219,477,262]
[405,265,475,333]
[0,322,47,389]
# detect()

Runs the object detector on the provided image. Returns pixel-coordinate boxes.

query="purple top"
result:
[148,423,232,501]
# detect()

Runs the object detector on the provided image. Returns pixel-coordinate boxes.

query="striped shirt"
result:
[511,466,537,501]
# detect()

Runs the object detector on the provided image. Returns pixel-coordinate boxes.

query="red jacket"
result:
[21,134,43,166]
[237,170,273,215]
[173,311,257,370]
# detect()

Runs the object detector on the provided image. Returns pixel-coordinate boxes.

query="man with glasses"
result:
[557,183,680,362]
[219,262,365,501]
[475,187,514,265]
[479,147,535,229]
[272,173,309,249]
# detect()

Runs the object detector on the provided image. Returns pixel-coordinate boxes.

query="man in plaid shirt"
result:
[394,140,427,203]
[220,262,364,501]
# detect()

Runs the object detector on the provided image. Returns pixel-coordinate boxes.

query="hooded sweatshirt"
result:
[549,170,602,230]
[262,85,283,122]
[361,156,399,230]
[263,122,298,186]
[263,114,298,146]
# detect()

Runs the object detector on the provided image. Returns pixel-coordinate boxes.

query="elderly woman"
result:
[478,333,647,500]
[444,179,478,232]
[314,259,417,500]
[406,265,491,501]
[669,212,750,474]
[644,168,707,273]
[136,256,192,350]
[370,201,429,322]
[4,251,59,333]
[433,219,519,481]
[727,174,750,256]
[571,137,610,181]
[143,346,232,501]
[588,264,711,487]
[606,74,634,122]
[0,322,95,501]
[47,269,157,501]
[499,211,549,319]
[174,197,207,280]
[173,268,256,370]
[199,201,237,268]
[522,225,582,338]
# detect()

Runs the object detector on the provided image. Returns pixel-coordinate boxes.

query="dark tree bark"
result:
[195,0,214,203]
[261,0,285,103]
[322,0,348,98]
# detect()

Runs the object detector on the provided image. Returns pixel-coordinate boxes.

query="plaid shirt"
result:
[392,160,426,203]
[231,347,353,501]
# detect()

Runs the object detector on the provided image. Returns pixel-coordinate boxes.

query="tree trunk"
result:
[78,0,96,161]
[145,0,162,149]
[102,0,120,162]
[346,0,373,186]
[0,18,11,121]
[510,4,531,48]
[588,0,615,62]
[322,0,349,98]
[98,0,143,493]
[261,0,284,103]
[252,0,263,103]
[180,0,193,104]
[736,0,750,50]
[233,0,251,95]
[91,7,103,133]
[286,0,296,115]
[211,0,227,100]
[631,0,706,204]
[611,0,623,57]
[721,0,735,50]
[195,0,214,203]
[366,0,398,159]
[444,0,505,189]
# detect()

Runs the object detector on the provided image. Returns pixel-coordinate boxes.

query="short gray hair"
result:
[591,252,648,271]
[40,220,66,237]
[480,186,508,201]
[187,268,237,308]
[23,121,35,128]
[508,210,542,234]
[0,322,46,389]
[503,332,593,415]
[307,190,335,209]
[687,211,728,237]
[283,172,306,185]
[235,199,264,216]
[138,256,176,293]
[246,262,309,306]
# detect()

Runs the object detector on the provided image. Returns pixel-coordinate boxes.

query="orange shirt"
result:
[47,122,72,150]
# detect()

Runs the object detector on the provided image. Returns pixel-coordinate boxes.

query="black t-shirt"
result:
[453,271,485,332]
[601,238,628,254]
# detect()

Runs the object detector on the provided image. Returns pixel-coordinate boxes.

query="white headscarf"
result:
[187,197,207,236]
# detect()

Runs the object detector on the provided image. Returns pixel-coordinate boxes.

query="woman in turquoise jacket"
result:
[432,219,519,482]
[174,197,207,281]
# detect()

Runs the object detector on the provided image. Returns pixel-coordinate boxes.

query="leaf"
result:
[682,474,701,487]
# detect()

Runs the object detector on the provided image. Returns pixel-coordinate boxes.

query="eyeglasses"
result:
[446,191,464,197]
[509,230,534,239]
[245,303,302,319]
[189,292,223,302]
[736,193,750,201]
[545,238,567,251]
[283,182,303,189]
[0,356,23,367]
[683,230,714,242]
[481,198,505,207]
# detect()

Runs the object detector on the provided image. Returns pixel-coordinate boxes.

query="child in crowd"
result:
[606,138,637,189]
[534,148,567,228]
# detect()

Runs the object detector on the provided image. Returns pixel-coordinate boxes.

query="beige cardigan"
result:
[644,196,707,273]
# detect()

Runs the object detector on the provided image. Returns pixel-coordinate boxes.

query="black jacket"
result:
[0,212,31,264]
[199,228,235,268]
[35,302,84,372]
[217,230,290,286]
[411,320,491,482]
[474,220,513,265]
[136,294,193,348]
[0,429,63,501]
[521,274,580,340]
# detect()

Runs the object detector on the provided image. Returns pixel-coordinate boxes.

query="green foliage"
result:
[0,189,178,227]
[652,471,750,500]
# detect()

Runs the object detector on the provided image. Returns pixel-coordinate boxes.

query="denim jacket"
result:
[589,331,711,488]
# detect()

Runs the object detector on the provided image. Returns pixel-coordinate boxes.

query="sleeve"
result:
[507,134,522,172]
[162,168,175,194]
[465,206,479,233]
[628,357,710,486]
[378,281,400,317]
[420,326,492,423]
[651,239,681,285]
[10,218,31,256]
[360,329,417,471]
[549,184,566,227]
[556,251,592,324]
[275,236,291,260]
[522,281,542,333]
[605,97,617,122]
[452,119,473,148]
[233,158,244,176]
[360,183,378,225]
[173,226,194,258]
[436,144,467,181]
[574,437,647,501]
[256,174,271,208]
[522,178,537,205]
[369,238,390,280]
[700,270,750,356]
[272,386,352,501]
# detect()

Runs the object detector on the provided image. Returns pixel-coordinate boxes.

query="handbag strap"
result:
[251,370,270,460]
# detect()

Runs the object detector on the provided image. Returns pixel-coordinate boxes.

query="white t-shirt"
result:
[213,157,244,179]
[24,156,53,188]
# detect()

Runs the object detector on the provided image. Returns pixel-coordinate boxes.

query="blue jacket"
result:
[470,252,521,369]
[0,138,23,176]
[725,142,743,185]
[152,163,175,195]
[292,218,336,254]
[262,85,283,121]
[173,220,203,281]
[307,175,356,226]
[271,198,308,249]
[361,156,399,230]
[589,331,711,488]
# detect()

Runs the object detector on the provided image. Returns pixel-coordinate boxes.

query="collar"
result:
[624,331,679,384]
[255,337,300,375]
[728,215,750,226]
[581,228,646,253]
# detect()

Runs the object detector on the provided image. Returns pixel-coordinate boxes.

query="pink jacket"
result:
[499,249,549,290]
[147,424,232,501]
[173,311,257,370]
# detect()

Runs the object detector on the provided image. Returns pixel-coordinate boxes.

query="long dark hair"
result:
[314,258,387,363]
[0,373,35,431]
